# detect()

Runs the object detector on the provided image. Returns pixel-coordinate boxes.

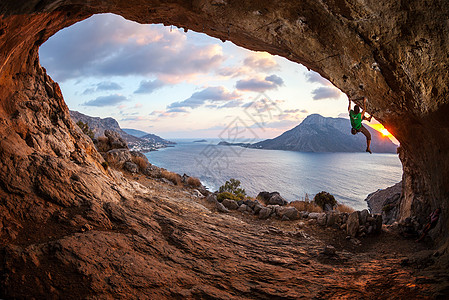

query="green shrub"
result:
[218,178,246,200]
[313,191,337,210]
[217,191,240,202]
[76,121,94,140]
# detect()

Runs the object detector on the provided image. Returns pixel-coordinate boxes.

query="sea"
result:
[145,139,402,211]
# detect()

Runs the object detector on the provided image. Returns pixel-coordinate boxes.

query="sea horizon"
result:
[145,139,402,211]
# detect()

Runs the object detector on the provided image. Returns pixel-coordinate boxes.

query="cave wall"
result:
[1,1,448,241]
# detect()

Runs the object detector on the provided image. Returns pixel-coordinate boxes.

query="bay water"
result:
[145,139,402,210]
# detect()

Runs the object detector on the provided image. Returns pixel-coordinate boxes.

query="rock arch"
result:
[1,0,448,252]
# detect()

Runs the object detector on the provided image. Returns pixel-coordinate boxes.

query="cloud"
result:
[134,79,165,94]
[97,81,122,91]
[243,54,279,72]
[150,109,187,118]
[216,52,279,78]
[167,107,189,113]
[217,66,247,77]
[168,86,240,109]
[219,99,243,108]
[265,74,284,86]
[236,75,284,92]
[84,94,128,106]
[311,87,342,100]
[120,116,149,122]
[82,88,96,95]
[306,71,341,100]
[40,14,225,82]
[284,109,300,113]
[82,81,122,95]
[306,71,331,86]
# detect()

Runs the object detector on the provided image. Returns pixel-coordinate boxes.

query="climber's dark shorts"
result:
[358,125,371,141]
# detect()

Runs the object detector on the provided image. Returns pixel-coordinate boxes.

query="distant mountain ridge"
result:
[250,114,398,153]
[70,111,175,152]
[122,128,149,138]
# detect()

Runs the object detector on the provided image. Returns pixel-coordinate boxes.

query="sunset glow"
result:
[368,123,393,137]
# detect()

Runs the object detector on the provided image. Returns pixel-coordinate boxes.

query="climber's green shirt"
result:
[349,110,362,130]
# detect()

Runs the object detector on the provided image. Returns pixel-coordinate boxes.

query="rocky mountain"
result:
[251,114,398,153]
[140,133,176,146]
[122,128,150,138]
[70,111,174,151]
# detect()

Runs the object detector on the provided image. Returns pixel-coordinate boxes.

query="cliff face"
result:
[252,114,398,153]
[0,0,448,295]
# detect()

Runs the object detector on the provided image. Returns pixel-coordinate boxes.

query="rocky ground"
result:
[2,170,448,299]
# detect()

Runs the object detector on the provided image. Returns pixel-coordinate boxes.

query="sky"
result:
[39,13,390,140]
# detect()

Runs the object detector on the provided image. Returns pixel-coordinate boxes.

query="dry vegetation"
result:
[96,136,109,152]
[336,203,355,213]
[161,169,183,186]
[132,156,148,171]
[288,200,323,213]
[186,176,202,188]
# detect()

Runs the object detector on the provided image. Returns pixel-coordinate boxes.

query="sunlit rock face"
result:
[0,0,448,269]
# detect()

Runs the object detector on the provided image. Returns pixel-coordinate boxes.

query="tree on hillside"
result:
[219,178,246,200]
[76,121,94,140]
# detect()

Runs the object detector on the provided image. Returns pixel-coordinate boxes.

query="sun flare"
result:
[368,123,393,137]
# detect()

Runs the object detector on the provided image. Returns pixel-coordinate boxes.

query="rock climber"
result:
[416,208,441,242]
[348,97,373,153]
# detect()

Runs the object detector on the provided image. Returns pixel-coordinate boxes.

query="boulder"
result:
[326,212,339,227]
[278,207,300,220]
[317,214,327,226]
[281,215,290,221]
[340,213,349,224]
[359,209,369,225]
[216,201,229,213]
[382,193,401,225]
[222,199,239,210]
[105,149,132,168]
[374,214,383,234]
[257,191,273,203]
[192,189,204,198]
[346,211,360,237]
[257,191,288,206]
[245,199,260,209]
[237,204,248,212]
[104,129,128,149]
[268,205,281,216]
[308,213,322,219]
[130,150,148,160]
[123,161,138,173]
[143,164,162,178]
[258,207,272,219]
[268,193,288,206]
[206,194,218,203]
[253,204,264,215]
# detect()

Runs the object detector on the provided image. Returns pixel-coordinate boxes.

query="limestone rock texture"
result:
[0,0,449,297]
